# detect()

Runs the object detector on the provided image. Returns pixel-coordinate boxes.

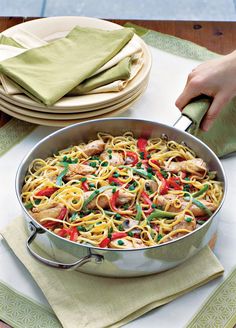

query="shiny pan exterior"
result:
[15,118,226,277]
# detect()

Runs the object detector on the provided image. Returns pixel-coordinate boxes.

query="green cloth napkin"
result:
[0,34,23,48]
[182,97,236,158]
[0,216,224,328]
[0,26,133,106]
[126,23,236,158]
[68,57,131,96]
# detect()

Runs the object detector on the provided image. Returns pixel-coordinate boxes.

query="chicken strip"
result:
[165,158,207,177]
[83,140,105,156]
[64,163,96,181]
[155,195,217,217]
[145,180,158,193]
[100,151,124,166]
[173,214,196,231]
[84,189,135,210]
[109,237,145,249]
[30,203,64,223]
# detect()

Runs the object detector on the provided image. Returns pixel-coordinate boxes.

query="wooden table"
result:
[0,17,235,328]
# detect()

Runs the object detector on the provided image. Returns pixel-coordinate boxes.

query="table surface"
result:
[0,17,236,328]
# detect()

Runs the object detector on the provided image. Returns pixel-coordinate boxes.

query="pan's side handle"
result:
[27,222,103,270]
[173,114,193,132]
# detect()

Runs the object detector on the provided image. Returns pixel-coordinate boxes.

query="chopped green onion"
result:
[184,195,213,217]
[128,231,134,237]
[77,226,86,232]
[115,213,122,220]
[135,204,142,221]
[107,149,112,154]
[82,185,112,209]
[192,184,209,198]
[157,234,163,241]
[56,162,69,186]
[147,209,176,221]
[81,177,87,182]
[118,240,124,245]
[70,212,78,221]
[113,172,119,178]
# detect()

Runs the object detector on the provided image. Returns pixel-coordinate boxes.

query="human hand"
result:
[175,51,236,131]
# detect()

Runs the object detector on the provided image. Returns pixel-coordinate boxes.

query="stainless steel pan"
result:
[15,117,226,277]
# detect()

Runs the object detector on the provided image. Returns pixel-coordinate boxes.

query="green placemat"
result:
[0,279,61,328]
[186,267,236,328]
[0,118,35,156]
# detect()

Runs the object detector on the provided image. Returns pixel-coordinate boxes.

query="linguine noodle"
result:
[21,132,223,249]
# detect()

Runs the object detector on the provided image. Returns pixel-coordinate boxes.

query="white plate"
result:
[2,16,152,110]
[0,76,148,114]
[0,85,146,127]
[0,82,147,120]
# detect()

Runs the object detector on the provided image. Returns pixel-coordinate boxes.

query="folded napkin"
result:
[0,34,23,48]
[68,57,132,95]
[127,23,236,158]
[182,97,236,158]
[0,216,224,328]
[0,26,134,105]
[87,53,144,94]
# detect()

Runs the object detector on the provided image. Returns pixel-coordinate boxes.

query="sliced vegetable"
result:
[166,177,182,190]
[137,138,148,159]
[99,237,111,248]
[57,207,67,220]
[81,180,89,191]
[184,196,213,217]
[57,228,68,237]
[147,209,176,221]
[69,226,79,241]
[110,190,120,212]
[141,191,153,214]
[82,185,112,209]
[135,203,142,221]
[111,232,127,240]
[192,184,209,198]
[56,163,69,186]
[108,176,123,186]
[125,151,139,166]
[156,171,168,195]
[35,187,58,197]
[119,166,154,180]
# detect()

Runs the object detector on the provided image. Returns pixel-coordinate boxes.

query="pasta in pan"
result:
[21,132,223,249]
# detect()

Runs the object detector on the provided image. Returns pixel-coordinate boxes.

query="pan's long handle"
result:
[173,114,193,132]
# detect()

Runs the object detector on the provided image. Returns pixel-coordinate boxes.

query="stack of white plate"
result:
[0,17,151,127]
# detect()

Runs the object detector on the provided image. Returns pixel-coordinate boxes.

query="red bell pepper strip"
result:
[156,171,168,195]
[110,190,120,212]
[57,228,68,237]
[166,177,182,190]
[99,237,111,248]
[69,226,79,241]
[137,138,148,159]
[125,151,139,166]
[150,159,160,167]
[81,181,89,191]
[108,176,123,186]
[111,232,127,240]
[35,187,58,197]
[42,221,57,229]
[57,207,67,220]
[141,191,153,214]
